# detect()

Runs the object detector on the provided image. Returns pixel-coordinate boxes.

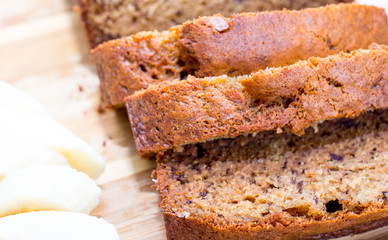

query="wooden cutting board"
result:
[0,0,387,239]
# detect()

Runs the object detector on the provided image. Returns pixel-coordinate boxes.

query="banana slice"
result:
[0,211,119,239]
[0,110,105,179]
[0,138,69,179]
[0,165,101,217]
[0,81,105,179]
[0,81,50,116]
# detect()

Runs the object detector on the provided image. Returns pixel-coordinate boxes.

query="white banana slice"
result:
[0,165,101,217]
[0,110,105,179]
[0,138,69,179]
[0,211,119,240]
[0,81,50,116]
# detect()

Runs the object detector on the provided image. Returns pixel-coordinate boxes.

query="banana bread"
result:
[78,0,354,48]
[93,4,388,108]
[154,109,388,239]
[126,44,388,156]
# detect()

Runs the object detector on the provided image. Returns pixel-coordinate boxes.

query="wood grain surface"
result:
[0,0,387,239]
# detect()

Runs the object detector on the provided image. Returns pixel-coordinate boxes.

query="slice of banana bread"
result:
[126,44,388,156]
[78,0,354,48]
[154,109,388,240]
[93,3,388,108]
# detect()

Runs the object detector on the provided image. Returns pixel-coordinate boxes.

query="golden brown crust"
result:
[242,44,388,100]
[126,44,388,156]
[77,0,354,48]
[163,212,388,240]
[180,4,388,78]
[93,3,386,108]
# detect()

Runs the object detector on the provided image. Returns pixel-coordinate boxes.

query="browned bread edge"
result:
[163,212,388,240]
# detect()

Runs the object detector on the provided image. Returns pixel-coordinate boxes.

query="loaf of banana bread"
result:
[154,109,388,239]
[93,4,388,108]
[126,44,388,156]
[78,0,353,48]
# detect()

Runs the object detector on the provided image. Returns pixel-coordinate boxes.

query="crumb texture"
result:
[156,110,388,239]
[127,45,388,155]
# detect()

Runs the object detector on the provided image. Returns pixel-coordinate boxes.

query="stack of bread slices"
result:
[84,2,388,239]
